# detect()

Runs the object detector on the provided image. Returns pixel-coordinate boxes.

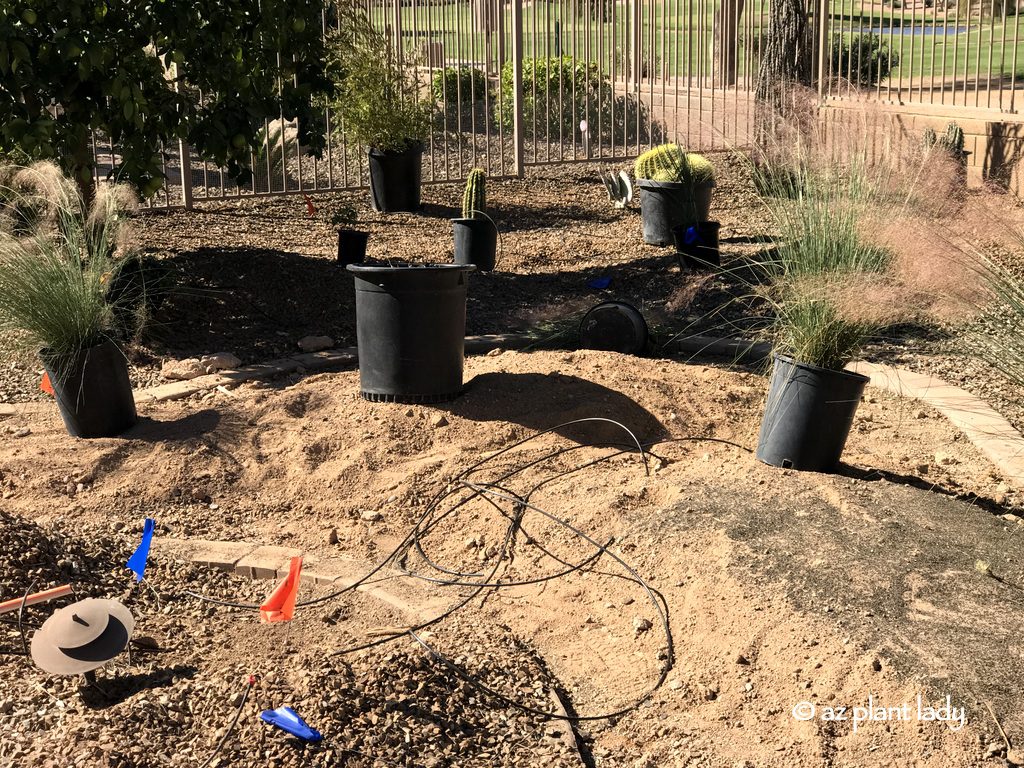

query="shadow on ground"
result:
[125,409,224,443]
[450,371,669,445]
[79,665,198,709]
[143,247,356,362]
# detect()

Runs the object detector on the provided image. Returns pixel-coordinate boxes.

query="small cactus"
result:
[634,144,714,186]
[942,121,965,157]
[462,167,486,219]
[924,122,966,162]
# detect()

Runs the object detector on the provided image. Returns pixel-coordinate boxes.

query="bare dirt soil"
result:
[2,350,1022,767]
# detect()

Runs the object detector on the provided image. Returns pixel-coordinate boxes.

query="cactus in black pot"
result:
[452,167,497,271]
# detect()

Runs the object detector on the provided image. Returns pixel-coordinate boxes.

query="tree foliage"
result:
[0,0,333,194]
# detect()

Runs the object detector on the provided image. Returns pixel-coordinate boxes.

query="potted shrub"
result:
[634,144,715,246]
[332,205,369,266]
[452,168,497,272]
[331,5,432,213]
[347,262,475,403]
[0,164,141,438]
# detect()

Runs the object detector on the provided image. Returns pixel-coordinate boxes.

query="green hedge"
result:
[495,57,657,144]
[432,67,489,104]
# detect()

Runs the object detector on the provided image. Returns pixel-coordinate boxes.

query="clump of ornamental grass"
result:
[667,109,964,371]
[0,162,143,368]
[955,234,1024,390]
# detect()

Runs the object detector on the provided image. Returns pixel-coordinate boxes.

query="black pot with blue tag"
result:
[672,221,721,269]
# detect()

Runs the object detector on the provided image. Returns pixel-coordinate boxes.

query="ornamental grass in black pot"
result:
[0,163,147,438]
[747,139,923,473]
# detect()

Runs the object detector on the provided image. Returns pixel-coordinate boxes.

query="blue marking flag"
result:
[587,276,612,290]
[126,518,156,582]
[260,707,323,742]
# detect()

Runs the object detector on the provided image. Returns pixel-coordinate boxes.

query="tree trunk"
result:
[714,0,746,86]
[754,0,812,144]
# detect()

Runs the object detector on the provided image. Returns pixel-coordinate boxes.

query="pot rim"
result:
[346,261,476,274]
[367,141,425,157]
[772,353,871,383]
[635,178,717,190]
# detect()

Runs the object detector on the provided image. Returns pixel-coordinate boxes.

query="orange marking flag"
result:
[40,373,54,396]
[259,556,302,623]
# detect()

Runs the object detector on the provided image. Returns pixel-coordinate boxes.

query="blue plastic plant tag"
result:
[683,226,699,246]
[587,276,612,289]
[260,707,323,743]
[126,518,156,582]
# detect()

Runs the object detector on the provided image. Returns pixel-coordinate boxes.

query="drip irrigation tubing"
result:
[185,420,748,721]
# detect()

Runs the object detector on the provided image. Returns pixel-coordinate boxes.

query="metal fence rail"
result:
[99,0,1023,209]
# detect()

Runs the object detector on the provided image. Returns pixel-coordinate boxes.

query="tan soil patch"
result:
[1,350,1021,766]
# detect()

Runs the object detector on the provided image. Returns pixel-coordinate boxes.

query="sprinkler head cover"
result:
[31,598,134,675]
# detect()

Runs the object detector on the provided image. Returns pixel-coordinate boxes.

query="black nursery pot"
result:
[672,221,721,269]
[578,301,649,355]
[347,263,475,403]
[636,180,714,246]
[337,229,370,266]
[755,355,869,473]
[452,217,497,272]
[367,144,423,213]
[42,341,138,439]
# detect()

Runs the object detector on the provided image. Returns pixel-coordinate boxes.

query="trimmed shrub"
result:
[829,33,899,87]
[495,57,658,145]
[432,67,489,104]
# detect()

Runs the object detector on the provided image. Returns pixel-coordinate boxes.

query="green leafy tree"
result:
[0,0,334,196]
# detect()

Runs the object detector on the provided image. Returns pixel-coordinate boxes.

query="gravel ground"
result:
[0,510,581,768]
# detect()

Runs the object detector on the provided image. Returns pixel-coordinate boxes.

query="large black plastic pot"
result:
[42,340,138,438]
[672,220,721,269]
[452,218,497,272]
[755,355,869,473]
[347,263,475,403]
[368,144,423,213]
[337,229,370,266]
[636,180,714,246]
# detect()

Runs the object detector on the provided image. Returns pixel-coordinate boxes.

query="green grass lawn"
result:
[373,0,1022,85]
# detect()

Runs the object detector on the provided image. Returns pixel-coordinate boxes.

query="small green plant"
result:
[634,144,714,186]
[461,168,486,219]
[0,163,143,373]
[432,67,488,104]
[774,289,876,371]
[330,204,358,228]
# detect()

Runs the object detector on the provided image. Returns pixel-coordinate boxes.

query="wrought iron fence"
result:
[102,0,1022,209]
